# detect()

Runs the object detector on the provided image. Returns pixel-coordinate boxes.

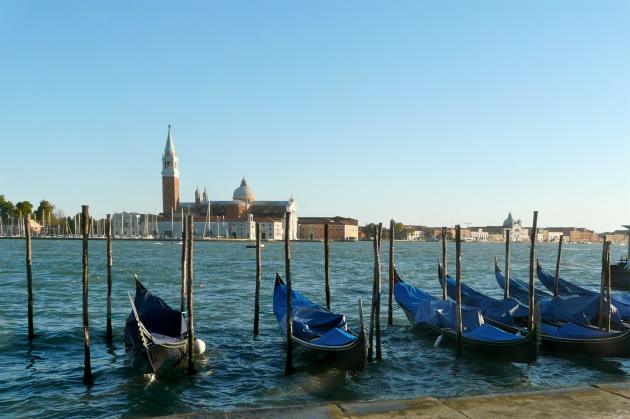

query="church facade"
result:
[158,126,297,239]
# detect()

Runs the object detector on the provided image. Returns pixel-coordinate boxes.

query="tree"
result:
[394,222,404,240]
[15,201,33,218]
[0,195,16,220]
[35,200,56,224]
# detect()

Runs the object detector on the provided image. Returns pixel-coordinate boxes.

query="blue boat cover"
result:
[495,269,623,326]
[537,266,630,320]
[462,324,524,342]
[273,282,357,346]
[394,277,528,343]
[540,322,621,339]
[312,327,357,346]
[414,299,484,331]
[440,274,528,325]
[495,269,551,304]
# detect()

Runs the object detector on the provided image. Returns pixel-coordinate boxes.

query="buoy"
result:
[434,335,443,349]
[194,338,206,355]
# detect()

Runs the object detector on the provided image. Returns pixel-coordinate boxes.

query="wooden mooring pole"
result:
[284,212,293,375]
[253,223,262,336]
[324,223,331,311]
[25,214,34,340]
[441,227,448,300]
[375,223,383,360]
[455,225,462,346]
[106,214,113,342]
[180,215,188,313]
[504,229,511,300]
[605,241,612,332]
[554,235,564,297]
[186,215,195,375]
[388,219,394,326]
[528,211,538,332]
[599,237,608,330]
[81,205,92,385]
[368,223,382,361]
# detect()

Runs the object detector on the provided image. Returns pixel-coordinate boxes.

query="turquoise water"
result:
[0,239,628,417]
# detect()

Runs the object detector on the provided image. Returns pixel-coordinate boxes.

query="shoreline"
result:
[0,236,619,245]
[163,382,630,418]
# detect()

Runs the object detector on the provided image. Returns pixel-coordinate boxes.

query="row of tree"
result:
[0,194,59,223]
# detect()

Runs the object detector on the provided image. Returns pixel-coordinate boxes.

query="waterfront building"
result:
[470,228,489,242]
[298,217,359,241]
[406,230,424,241]
[158,126,297,239]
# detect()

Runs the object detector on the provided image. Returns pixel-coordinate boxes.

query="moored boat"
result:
[124,276,206,372]
[273,274,368,370]
[394,270,538,363]
[439,265,630,358]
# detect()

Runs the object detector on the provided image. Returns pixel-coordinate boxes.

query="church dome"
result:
[233,177,256,203]
[502,212,514,228]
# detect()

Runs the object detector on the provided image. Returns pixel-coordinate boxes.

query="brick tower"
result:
[162,125,180,215]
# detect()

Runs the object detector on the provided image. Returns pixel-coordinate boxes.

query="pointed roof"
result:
[164,125,176,155]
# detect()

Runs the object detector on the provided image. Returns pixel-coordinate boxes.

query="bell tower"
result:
[162,125,180,215]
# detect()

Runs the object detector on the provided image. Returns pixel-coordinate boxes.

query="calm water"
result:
[0,239,628,417]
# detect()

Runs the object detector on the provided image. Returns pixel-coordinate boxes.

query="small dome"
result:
[502,212,514,228]
[233,177,256,203]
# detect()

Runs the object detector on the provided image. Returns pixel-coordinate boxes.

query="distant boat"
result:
[124,276,206,372]
[246,243,264,248]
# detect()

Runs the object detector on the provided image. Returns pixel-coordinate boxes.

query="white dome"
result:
[233,178,256,203]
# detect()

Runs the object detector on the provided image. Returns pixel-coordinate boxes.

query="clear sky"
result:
[1,1,628,231]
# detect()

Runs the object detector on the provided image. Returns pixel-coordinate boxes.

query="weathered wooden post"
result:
[554,235,564,297]
[284,212,293,374]
[253,223,262,336]
[388,219,395,325]
[186,215,195,375]
[605,241,612,332]
[599,237,608,330]
[81,205,92,385]
[106,214,113,342]
[455,224,462,346]
[528,211,538,332]
[180,215,188,313]
[369,223,383,361]
[25,214,34,340]
[504,228,511,300]
[441,227,448,300]
[324,223,331,310]
[375,223,383,360]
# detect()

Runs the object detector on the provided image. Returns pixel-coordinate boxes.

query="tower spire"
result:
[164,125,176,155]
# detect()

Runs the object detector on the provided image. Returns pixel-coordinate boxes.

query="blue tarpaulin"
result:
[394,275,528,343]
[441,274,528,325]
[537,265,630,320]
[273,281,357,347]
[495,268,623,326]
[540,322,622,339]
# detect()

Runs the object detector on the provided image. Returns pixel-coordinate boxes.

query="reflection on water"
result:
[0,239,628,416]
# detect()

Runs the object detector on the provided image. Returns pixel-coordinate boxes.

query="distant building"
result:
[158,126,297,239]
[406,230,424,241]
[298,217,359,241]
[470,228,489,242]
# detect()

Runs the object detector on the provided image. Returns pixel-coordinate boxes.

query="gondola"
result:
[394,270,538,363]
[494,260,624,327]
[125,276,206,372]
[439,265,630,357]
[273,274,368,371]
[536,261,630,320]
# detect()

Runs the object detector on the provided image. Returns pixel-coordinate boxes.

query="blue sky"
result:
[1,1,628,231]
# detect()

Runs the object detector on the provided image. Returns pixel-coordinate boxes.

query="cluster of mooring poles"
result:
[23,206,198,386]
